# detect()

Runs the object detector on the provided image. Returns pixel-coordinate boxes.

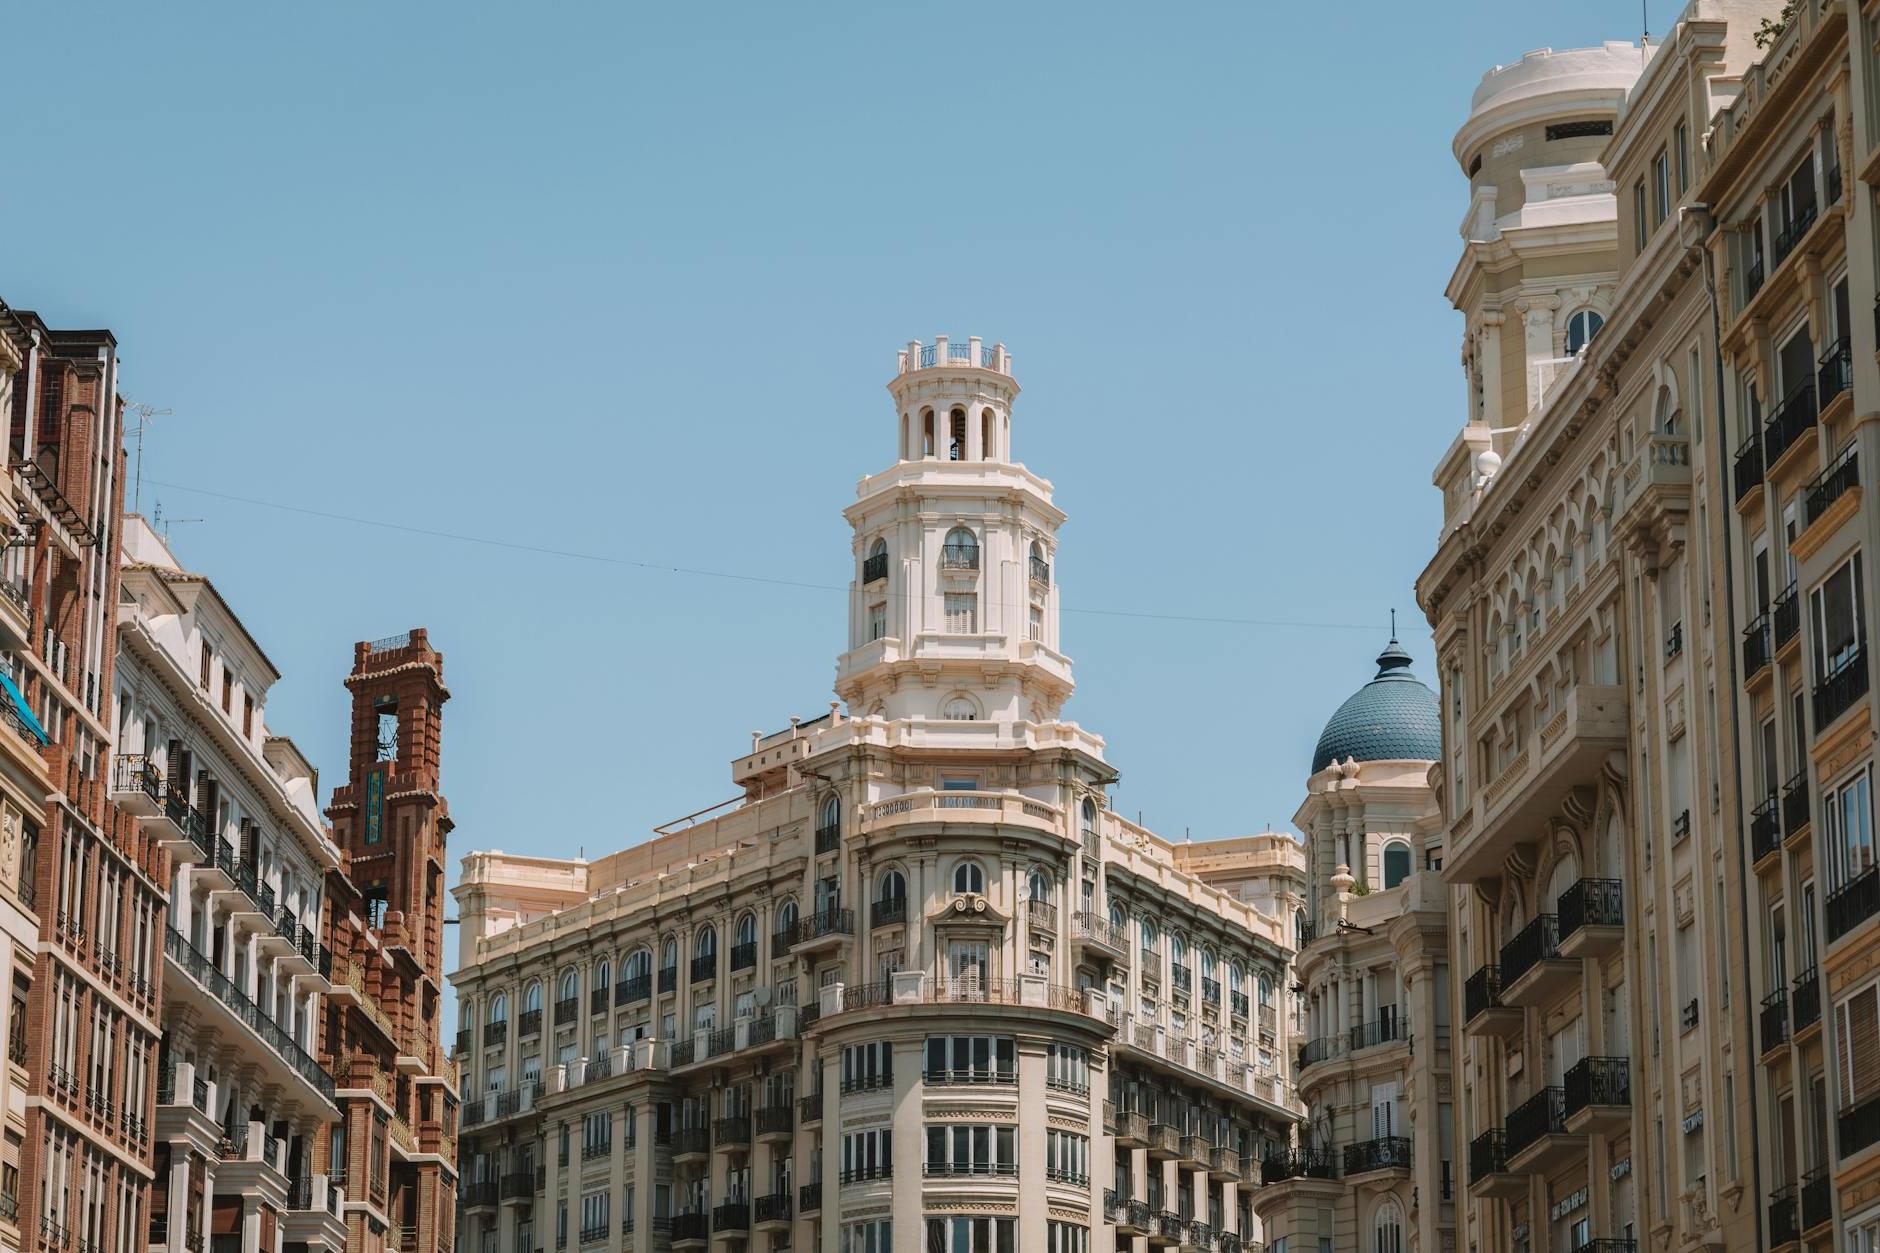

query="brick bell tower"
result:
[322,628,456,1253]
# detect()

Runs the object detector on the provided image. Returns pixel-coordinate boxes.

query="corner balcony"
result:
[1760,990,1790,1058]
[109,755,164,818]
[1468,1128,1523,1199]
[1464,964,1522,1039]
[1261,1147,1338,1185]
[1343,1135,1412,1183]
[1499,915,1577,1007]
[1557,879,1623,959]
[1563,1056,1630,1135]
[1505,1087,1576,1172]
[1454,684,1626,881]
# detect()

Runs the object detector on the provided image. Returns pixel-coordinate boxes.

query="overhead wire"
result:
[142,477,1388,634]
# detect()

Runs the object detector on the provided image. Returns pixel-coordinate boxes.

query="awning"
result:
[0,667,49,746]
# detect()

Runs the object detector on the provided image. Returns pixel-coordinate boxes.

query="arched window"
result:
[661,938,678,971]
[818,794,840,838]
[1109,902,1126,930]
[1565,309,1603,357]
[696,924,717,958]
[1200,950,1216,980]
[489,993,508,1023]
[948,407,966,460]
[1172,935,1188,969]
[1081,798,1097,835]
[1258,974,1273,1007]
[943,695,978,721]
[1373,1200,1404,1253]
[865,536,888,583]
[921,408,936,458]
[877,869,906,902]
[777,900,799,935]
[1028,870,1052,903]
[463,1001,478,1030]
[1229,963,1245,996]
[1141,918,1159,953]
[594,960,611,991]
[981,408,995,461]
[942,526,979,570]
[1029,539,1049,586]
[626,950,651,982]
[558,971,577,1002]
[1383,842,1412,890]
[524,982,542,1013]
[736,914,756,947]
[953,860,985,895]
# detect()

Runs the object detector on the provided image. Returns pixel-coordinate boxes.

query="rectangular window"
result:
[840,1221,892,1253]
[924,1217,1016,1252]
[1046,1223,1089,1253]
[199,642,211,689]
[867,602,886,642]
[841,1041,892,1091]
[1028,604,1042,642]
[944,593,977,634]
[242,694,253,737]
[1824,765,1876,892]
[1810,554,1866,728]
[1635,179,1648,249]
[923,1035,1016,1084]
[1046,1042,1088,1093]
[1045,1129,1089,1184]
[1653,149,1671,225]
[840,1128,893,1181]
[1675,119,1690,192]
[925,1124,1018,1177]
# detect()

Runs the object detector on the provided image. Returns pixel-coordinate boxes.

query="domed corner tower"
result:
[834,336,1074,732]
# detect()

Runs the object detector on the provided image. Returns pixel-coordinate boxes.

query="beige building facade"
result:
[448,339,1303,1253]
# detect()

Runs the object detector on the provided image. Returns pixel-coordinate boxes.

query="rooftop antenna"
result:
[151,500,203,544]
[1390,608,1397,638]
[123,400,171,515]
[1642,0,1650,43]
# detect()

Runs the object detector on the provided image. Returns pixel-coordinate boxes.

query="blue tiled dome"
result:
[1310,637,1441,774]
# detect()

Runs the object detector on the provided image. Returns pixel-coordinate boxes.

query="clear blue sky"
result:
[5,2,1656,871]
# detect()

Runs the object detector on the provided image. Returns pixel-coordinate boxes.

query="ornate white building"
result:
[449,337,1302,1253]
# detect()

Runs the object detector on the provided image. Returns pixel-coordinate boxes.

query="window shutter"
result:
[1841,985,1879,1101]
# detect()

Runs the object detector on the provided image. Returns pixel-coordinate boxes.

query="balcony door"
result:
[1370,1081,1401,1138]
[945,939,988,990]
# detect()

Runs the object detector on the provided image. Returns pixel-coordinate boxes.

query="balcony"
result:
[163,930,334,1102]
[1567,1243,1638,1253]
[1772,203,1818,267]
[618,974,651,1004]
[658,966,677,994]
[1505,1087,1574,1171]
[462,1181,498,1210]
[110,755,164,817]
[671,1127,710,1161]
[1800,1166,1832,1230]
[1804,442,1859,528]
[1782,768,1811,838]
[754,1103,792,1139]
[814,822,839,854]
[1027,899,1058,933]
[729,941,756,972]
[1827,864,1880,944]
[1664,621,1683,662]
[1500,915,1576,1006]
[483,1020,507,1048]
[690,952,717,983]
[710,1202,748,1234]
[1179,1134,1212,1169]
[1457,684,1626,881]
[791,907,854,950]
[1469,1129,1523,1198]
[1261,1147,1338,1184]
[1792,966,1821,1034]
[1343,1135,1412,1180]
[861,551,888,584]
[1150,1212,1185,1245]
[1761,990,1790,1056]
[1114,1107,1149,1148]
[1348,1009,1406,1052]
[799,1092,823,1124]
[1464,964,1522,1039]
[1735,431,1764,504]
[1071,910,1126,960]
[1763,382,1818,468]
[1818,337,1852,410]
[870,897,906,928]
[797,1182,821,1213]
[752,1193,791,1229]
[1146,1122,1181,1160]
[712,1115,751,1148]
[1774,582,1800,651]
[1557,879,1623,958]
[669,1212,708,1245]
[1563,1057,1630,1134]
[1751,794,1782,865]
[1210,1143,1242,1180]
[1029,555,1051,587]
[554,996,578,1025]
[939,542,979,570]
[1743,612,1773,681]
[1841,1092,1880,1161]
[1768,1183,1798,1247]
